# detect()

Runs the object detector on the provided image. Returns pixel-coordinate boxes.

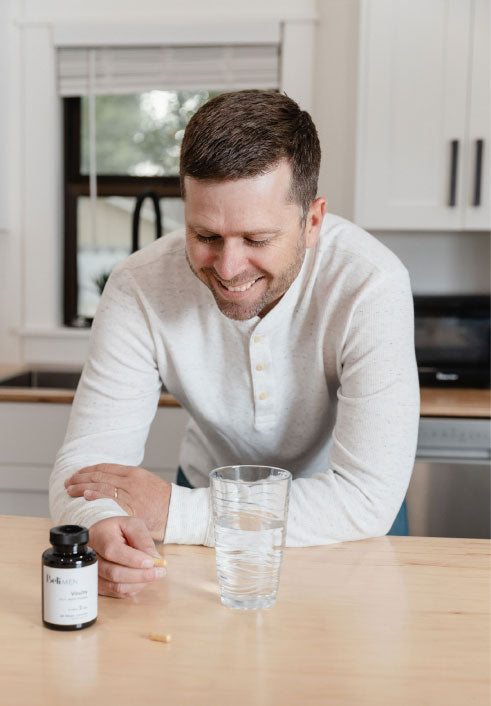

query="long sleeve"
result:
[166,268,420,548]
[49,266,162,529]
[284,269,420,546]
[49,218,420,548]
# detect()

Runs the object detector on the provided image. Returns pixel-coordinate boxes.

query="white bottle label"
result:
[43,563,98,625]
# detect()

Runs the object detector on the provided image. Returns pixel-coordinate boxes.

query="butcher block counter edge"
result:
[0,364,489,417]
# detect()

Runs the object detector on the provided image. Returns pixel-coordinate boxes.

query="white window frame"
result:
[20,12,316,365]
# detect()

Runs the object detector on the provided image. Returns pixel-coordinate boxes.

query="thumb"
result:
[121,517,160,558]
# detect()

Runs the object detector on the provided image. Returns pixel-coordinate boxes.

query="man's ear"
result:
[305,198,327,248]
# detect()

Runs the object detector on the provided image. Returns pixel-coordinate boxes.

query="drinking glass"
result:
[209,465,291,610]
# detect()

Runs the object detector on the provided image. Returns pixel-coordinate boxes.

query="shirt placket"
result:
[249,332,276,428]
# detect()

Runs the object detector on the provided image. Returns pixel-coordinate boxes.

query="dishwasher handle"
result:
[416,448,490,461]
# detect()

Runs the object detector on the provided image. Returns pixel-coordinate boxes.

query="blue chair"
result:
[387,499,409,535]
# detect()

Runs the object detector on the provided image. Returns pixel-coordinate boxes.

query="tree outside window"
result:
[64,90,220,325]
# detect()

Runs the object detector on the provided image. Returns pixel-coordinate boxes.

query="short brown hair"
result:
[180,90,321,220]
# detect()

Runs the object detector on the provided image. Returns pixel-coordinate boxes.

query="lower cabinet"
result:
[0,402,190,517]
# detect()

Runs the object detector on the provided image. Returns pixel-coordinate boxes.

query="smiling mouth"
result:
[214,276,262,293]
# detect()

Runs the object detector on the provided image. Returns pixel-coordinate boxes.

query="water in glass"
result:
[214,512,287,610]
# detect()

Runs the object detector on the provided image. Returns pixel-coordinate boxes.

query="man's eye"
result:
[196,234,218,243]
[245,238,268,247]
[195,234,268,246]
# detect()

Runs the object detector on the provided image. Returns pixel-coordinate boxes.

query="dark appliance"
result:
[414,295,490,388]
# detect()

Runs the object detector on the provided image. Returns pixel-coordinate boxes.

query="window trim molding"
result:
[20,15,316,364]
[52,21,284,47]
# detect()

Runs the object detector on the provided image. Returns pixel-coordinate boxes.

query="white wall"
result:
[0,0,489,366]
[0,0,23,363]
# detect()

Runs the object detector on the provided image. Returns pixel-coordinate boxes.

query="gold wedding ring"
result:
[114,487,118,499]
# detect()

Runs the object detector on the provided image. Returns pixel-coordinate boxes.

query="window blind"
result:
[58,40,280,259]
[57,45,280,96]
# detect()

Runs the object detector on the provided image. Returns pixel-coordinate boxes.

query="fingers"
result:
[66,481,133,519]
[98,557,165,584]
[89,518,166,598]
[64,466,130,493]
[98,577,152,598]
[121,517,161,558]
[80,489,133,517]
[66,482,118,499]
[91,517,159,569]
[65,484,133,521]
[81,489,107,500]
[97,557,165,601]
[65,464,131,487]
[65,467,133,509]
[102,538,156,570]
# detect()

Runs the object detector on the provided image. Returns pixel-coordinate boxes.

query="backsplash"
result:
[375,231,490,294]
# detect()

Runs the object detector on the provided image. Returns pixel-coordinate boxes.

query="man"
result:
[50,91,420,598]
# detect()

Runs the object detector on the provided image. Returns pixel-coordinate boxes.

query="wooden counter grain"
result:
[0,515,489,706]
[0,364,490,416]
[0,387,179,406]
[420,387,490,417]
[0,365,179,407]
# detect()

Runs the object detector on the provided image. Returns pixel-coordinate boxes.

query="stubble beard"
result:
[185,230,307,321]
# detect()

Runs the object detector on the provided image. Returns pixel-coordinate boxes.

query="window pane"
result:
[77,196,184,318]
[80,90,220,176]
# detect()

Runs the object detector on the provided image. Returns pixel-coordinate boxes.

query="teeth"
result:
[224,278,258,292]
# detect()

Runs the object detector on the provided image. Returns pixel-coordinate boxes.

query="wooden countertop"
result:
[1,363,490,416]
[420,387,490,417]
[0,364,178,407]
[1,515,489,706]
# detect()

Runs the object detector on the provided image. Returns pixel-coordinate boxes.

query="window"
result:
[63,90,220,325]
[59,44,280,327]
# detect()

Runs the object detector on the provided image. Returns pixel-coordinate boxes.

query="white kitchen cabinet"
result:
[463,0,490,230]
[0,402,189,517]
[355,0,490,231]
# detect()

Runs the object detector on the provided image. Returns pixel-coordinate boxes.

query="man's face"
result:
[184,160,325,320]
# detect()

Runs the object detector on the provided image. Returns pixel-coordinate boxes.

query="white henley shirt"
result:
[50,213,420,546]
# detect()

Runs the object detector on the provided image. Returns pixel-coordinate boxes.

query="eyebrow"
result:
[189,225,282,237]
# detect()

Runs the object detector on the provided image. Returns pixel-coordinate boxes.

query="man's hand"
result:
[65,463,172,541]
[89,516,166,598]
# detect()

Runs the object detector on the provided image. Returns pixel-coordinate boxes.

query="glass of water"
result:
[209,465,291,610]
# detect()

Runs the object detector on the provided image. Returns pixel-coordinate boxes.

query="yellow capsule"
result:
[148,633,172,643]
[153,557,167,567]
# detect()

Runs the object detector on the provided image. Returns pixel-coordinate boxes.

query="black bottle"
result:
[42,524,98,631]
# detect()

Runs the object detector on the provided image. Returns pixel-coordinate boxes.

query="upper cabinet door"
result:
[463,0,490,230]
[355,0,488,231]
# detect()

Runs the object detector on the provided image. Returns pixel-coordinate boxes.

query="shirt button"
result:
[258,392,267,400]
[255,364,264,371]
[253,336,261,343]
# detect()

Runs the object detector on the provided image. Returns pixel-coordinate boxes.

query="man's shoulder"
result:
[109,228,191,290]
[317,213,407,280]
[118,228,186,274]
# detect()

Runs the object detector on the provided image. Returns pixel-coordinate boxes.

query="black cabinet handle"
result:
[448,139,459,207]
[473,139,484,207]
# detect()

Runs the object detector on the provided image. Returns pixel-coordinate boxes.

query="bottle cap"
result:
[50,525,89,547]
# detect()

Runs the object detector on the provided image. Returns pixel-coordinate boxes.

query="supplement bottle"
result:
[42,524,98,630]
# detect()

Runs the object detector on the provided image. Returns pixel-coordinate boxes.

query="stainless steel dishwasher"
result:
[407,417,491,539]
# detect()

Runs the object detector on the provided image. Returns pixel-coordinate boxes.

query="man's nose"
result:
[213,240,247,281]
